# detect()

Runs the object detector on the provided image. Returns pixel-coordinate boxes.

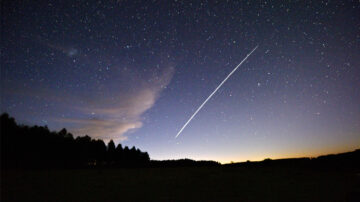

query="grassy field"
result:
[2,166,359,201]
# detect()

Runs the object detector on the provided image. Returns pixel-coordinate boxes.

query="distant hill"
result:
[224,149,360,170]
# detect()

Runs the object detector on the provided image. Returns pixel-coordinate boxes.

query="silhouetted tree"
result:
[59,128,67,137]
[115,144,124,165]
[107,140,116,164]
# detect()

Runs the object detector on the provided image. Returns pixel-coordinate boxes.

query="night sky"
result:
[1,0,359,163]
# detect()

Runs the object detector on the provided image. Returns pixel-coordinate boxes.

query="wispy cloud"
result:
[58,66,175,142]
[59,118,142,141]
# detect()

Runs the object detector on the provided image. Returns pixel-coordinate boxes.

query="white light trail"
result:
[175,45,259,138]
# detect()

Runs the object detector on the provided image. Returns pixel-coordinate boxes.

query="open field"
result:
[2,166,359,202]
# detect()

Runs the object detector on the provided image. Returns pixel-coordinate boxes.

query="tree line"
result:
[0,113,150,169]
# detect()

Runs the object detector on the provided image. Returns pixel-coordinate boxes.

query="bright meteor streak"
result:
[175,45,259,138]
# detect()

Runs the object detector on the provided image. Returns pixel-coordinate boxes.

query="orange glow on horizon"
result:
[218,145,359,164]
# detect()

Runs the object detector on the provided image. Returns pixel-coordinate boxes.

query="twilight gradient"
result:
[1,1,359,163]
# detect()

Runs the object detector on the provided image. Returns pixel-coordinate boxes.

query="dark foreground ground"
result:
[2,166,360,202]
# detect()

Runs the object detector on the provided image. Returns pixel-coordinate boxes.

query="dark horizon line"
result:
[150,148,360,165]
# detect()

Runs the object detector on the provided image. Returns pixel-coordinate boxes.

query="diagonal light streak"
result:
[175,45,259,138]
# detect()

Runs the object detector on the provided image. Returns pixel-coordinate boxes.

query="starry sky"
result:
[1,0,359,163]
